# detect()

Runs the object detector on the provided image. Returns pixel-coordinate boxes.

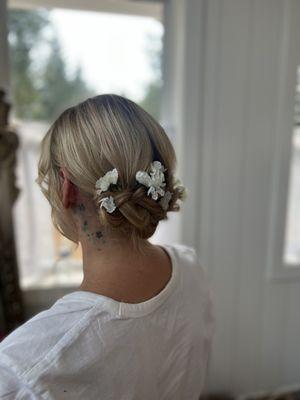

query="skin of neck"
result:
[69,190,158,293]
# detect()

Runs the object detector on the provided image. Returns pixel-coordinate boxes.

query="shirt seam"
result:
[0,360,41,400]
[15,302,102,383]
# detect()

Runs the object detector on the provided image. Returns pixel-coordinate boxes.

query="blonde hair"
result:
[36,94,184,250]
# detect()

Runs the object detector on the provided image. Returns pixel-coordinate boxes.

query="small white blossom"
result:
[147,186,165,201]
[135,171,151,187]
[150,161,166,173]
[136,161,167,200]
[173,177,188,200]
[177,185,188,200]
[95,168,118,194]
[99,196,116,213]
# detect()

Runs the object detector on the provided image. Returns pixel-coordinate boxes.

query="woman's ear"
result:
[60,167,77,209]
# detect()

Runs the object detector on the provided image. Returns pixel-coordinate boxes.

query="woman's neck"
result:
[78,239,171,303]
[71,197,172,302]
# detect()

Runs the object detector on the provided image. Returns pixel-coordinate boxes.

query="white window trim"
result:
[8,0,162,21]
[266,0,300,281]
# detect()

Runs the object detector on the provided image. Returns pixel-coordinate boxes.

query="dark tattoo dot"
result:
[82,220,88,232]
[78,203,85,211]
[96,231,103,239]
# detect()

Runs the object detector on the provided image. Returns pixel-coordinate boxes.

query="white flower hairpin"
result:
[136,161,166,201]
[99,196,116,213]
[95,168,118,195]
[95,168,118,213]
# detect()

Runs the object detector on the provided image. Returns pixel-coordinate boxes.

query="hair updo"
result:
[36,94,185,249]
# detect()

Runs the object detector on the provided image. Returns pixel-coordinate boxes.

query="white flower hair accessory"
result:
[173,177,188,200]
[99,196,116,214]
[95,168,118,214]
[136,161,167,200]
[95,168,118,195]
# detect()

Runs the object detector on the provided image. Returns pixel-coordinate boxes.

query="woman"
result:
[0,94,214,399]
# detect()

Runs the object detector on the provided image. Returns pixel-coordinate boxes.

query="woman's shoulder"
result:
[0,295,97,382]
[162,242,204,274]
[162,242,198,260]
[0,295,110,398]
[164,242,215,328]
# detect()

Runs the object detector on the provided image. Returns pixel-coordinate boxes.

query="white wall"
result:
[164,0,300,395]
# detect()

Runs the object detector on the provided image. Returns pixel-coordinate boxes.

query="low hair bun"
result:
[95,186,167,239]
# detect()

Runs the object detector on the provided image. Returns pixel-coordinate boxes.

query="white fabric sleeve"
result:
[0,363,38,400]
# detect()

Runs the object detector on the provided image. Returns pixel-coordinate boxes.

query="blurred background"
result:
[1,0,300,398]
[7,3,164,291]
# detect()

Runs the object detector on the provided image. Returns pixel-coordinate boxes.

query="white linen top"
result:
[0,243,214,400]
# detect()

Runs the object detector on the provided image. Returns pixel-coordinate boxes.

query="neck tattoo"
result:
[73,202,106,251]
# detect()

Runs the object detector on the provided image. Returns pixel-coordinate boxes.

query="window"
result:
[267,62,300,281]
[9,5,164,290]
[266,0,300,281]
[283,65,300,266]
